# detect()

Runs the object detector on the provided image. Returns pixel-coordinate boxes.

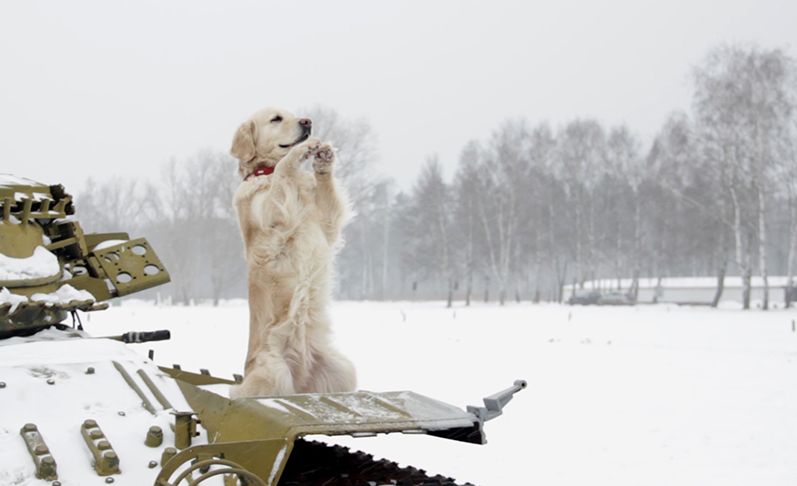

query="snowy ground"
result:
[85,300,797,486]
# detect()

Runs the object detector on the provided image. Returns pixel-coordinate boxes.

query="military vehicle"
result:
[0,174,525,485]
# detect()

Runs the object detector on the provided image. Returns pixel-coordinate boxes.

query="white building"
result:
[566,277,795,306]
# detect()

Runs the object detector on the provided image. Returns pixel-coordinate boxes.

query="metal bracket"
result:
[20,423,58,480]
[80,419,120,476]
[466,379,527,423]
[173,411,199,449]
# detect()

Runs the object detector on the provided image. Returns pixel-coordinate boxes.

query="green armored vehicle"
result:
[0,174,525,485]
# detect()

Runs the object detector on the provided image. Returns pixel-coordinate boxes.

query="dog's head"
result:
[230,107,312,179]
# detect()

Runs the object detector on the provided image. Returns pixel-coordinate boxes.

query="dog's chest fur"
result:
[234,173,330,280]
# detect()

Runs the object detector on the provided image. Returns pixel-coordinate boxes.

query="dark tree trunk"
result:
[742,267,752,310]
[711,260,727,308]
[465,272,472,307]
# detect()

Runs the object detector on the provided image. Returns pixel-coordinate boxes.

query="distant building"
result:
[565,277,795,306]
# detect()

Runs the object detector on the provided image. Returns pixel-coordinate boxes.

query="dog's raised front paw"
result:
[288,137,321,161]
[278,137,321,173]
[313,143,335,175]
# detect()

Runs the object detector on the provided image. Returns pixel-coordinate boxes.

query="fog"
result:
[2,1,795,191]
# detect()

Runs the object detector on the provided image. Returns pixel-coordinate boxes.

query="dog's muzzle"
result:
[279,119,312,148]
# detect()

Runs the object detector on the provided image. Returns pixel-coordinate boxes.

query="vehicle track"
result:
[278,439,474,486]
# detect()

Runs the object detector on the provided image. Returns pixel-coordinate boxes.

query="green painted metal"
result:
[81,419,120,476]
[0,175,170,337]
[159,366,238,386]
[167,379,485,485]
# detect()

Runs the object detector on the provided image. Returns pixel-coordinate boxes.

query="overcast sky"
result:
[1,0,795,193]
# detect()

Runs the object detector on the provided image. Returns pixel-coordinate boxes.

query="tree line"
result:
[76,44,797,309]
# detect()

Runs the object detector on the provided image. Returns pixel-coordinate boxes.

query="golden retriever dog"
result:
[228,107,356,398]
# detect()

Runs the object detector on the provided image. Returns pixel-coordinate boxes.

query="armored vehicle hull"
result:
[0,174,525,485]
[1,329,524,485]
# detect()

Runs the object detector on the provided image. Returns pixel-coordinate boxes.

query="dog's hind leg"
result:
[230,353,295,399]
[300,348,357,394]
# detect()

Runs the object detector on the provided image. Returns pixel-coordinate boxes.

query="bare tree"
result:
[479,119,531,305]
[606,125,644,298]
[452,141,489,306]
[554,119,607,288]
[400,157,456,304]
[778,120,797,306]
[693,44,796,309]
[77,177,144,234]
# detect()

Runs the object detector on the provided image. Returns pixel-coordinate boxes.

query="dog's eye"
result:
[271,116,283,123]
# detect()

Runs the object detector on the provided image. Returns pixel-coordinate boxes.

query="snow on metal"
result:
[0,334,204,486]
[0,287,28,313]
[30,284,95,306]
[0,174,42,188]
[0,246,60,283]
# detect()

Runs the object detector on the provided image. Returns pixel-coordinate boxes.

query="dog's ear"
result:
[231,120,257,162]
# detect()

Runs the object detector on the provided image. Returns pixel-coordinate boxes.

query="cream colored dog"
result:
[229,107,356,398]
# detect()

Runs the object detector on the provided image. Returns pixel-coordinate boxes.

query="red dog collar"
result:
[245,166,275,180]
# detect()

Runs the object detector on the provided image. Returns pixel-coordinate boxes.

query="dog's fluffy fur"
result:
[229,107,356,398]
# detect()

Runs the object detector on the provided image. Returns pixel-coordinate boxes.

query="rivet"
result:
[145,425,164,447]
[52,481,62,486]
[89,429,103,439]
[23,423,37,432]
[46,378,55,385]
[161,447,177,466]
[117,411,126,417]
[148,460,158,468]
[0,381,6,388]
[85,367,95,375]
[97,440,111,450]
[83,419,97,428]
[105,477,115,484]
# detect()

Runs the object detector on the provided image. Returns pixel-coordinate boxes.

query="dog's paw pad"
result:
[313,144,335,173]
[316,145,334,161]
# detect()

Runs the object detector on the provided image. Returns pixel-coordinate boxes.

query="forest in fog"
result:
[77,44,797,309]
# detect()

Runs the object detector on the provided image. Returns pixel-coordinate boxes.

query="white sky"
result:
[1,0,795,193]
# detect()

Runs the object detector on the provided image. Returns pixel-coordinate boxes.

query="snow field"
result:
[87,301,797,486]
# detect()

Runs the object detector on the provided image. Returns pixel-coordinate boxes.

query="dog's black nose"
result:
[299,118,312,127]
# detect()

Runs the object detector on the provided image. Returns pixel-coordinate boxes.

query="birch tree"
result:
[403,157,456,304]
[693,45,796,309]
[554,120,607,287]
[452,141,486,306]
[479,119,531,305]
[606,126,644,298]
